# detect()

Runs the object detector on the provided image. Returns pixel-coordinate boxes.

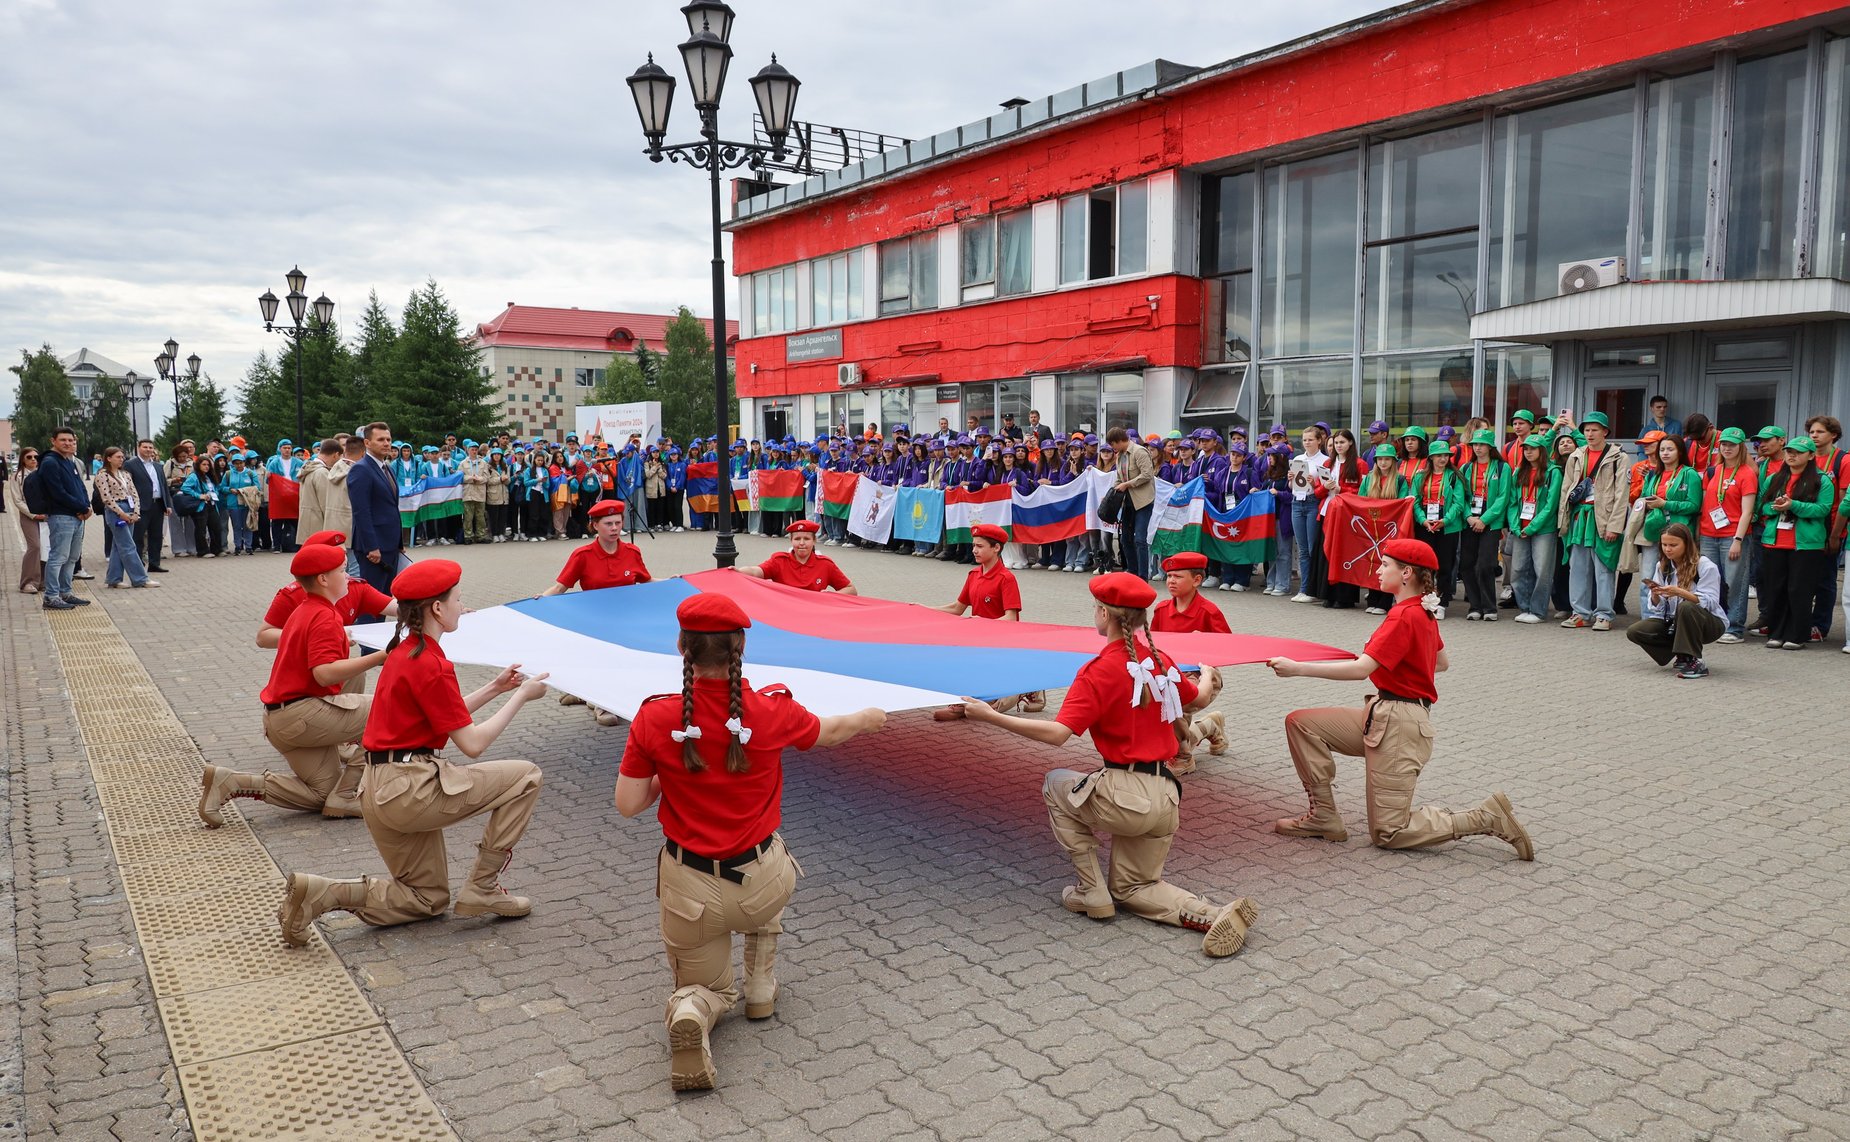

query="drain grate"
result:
[158,969,381,1067]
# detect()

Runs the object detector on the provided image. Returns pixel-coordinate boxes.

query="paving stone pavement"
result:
[9,522,1850,1140]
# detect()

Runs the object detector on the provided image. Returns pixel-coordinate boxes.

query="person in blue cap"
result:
[664,446,687,532]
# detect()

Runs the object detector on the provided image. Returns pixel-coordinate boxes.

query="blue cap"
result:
[1368,420,1390,434]
[1436,425,1457,439]
[463,439,477,447]
[1268,424,1287,436]
[1229,425,1249,436]
[421,445,437,453]
[928,439,944,451]
[1230,440,1249,454]
[955,434,973,446]
[277,438,292,447]
[231,452,246,461]
[731,440,746,449]
[1083,433,1099,444]
[977,425,992,435]
[1312,421,1332,433]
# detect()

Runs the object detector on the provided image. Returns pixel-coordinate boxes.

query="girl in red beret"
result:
[616,592,886,1091]
[737,519,857,593]
[534,498,651,726]
[959,571,1260,958]
[276,559,557,947]
[1265,539,1534,859]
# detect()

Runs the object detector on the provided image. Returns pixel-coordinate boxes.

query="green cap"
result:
[1786,437,1817,454]
[1579,412,1610,430]
[1164,429,1183,440]
[1511,409,1536,424]
[1400,425,1429,442]
[1522,432,1550,448]
[1718,427,1747,445]
[1753,425,1788,441]
[1469,428,1498,447]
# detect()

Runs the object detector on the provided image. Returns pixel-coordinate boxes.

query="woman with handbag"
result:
[95,448,158,589]
[180,457,223,558]
[13,448,47,593]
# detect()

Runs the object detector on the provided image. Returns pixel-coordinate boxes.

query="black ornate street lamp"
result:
[628,1,800,568]
[117,371,155,443]
[257,265,336,444]
[154,342,202,430]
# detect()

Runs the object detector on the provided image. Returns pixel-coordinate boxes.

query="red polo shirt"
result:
[1152,594,1231,634]
[958,561,1021,619]
[556,541,652,591]
[259,594,349,705]
[620,679,821,857]
[263,579,394,629]
[758,551,850,592]
[361,638,473,752]
[1363,597,1441,703]
[1056,638,1198,764]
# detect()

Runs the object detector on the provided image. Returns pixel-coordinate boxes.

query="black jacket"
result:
[37,453,89,515]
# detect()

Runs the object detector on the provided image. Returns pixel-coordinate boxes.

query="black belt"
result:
[366,749,437,766]
[1372,689,1432,709]
[664,834,775,884]
[1103,760,1184,795]
[262,696,314,712]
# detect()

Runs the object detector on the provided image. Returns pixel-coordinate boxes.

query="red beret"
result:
[1090,571,1157,610]
[971,524,1008,544]
[677,592,751,632]
[785,519,820,535]
[290,544,345,576]
[1162,552,1209,572]
[1381,538,1438,571]
[587,500,625,519]
[302,530,347,547]
[392,559,462,602]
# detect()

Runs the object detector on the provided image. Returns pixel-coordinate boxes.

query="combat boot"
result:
[743,932,779,1019]
[667,993,717,1090]
[321,751,366,818]
[1184,710,1226,756]
[1181,898,1259,958]
[1061,851,1115,920]
[1275,784,1348,841]
[1167,752,1197,776]
[454,845,532,917]
[1451,792,1535,860]
[198,765,265,827]
[1019,692,1047,714]
[277,873,366,947]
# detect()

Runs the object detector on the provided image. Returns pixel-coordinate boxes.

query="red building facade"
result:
[729,0,1850,445]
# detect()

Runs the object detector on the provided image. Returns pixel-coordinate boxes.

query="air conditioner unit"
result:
[836,362,863,387]
[1558,257,1626,295]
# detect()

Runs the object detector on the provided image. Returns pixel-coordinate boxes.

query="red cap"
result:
[290,544,345,576]
[302,529,347,547]
[1090,571,1157,610]
[1162,552,1209,572]
[392,559,462,602]
[971,523,1008,544]
[785,519,820,534]
[677,592,751,632]
[587,500,625,519]
[1381,538,1438,571]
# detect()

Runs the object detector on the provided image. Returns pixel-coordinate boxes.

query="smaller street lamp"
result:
[155,342,202,429]
[257,266,336,443]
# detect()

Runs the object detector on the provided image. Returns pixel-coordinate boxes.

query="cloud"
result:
[0,0,1382,427]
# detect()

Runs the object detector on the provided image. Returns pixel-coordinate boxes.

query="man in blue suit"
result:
[347,421,404,614]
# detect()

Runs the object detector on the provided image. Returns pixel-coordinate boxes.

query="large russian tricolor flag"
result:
[1010,480,1089,544]
[349,571,1349,718]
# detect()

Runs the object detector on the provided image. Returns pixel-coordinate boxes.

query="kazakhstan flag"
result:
[893,486,944,542]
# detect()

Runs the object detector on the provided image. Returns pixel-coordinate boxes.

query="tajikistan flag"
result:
[945,484,1013,543]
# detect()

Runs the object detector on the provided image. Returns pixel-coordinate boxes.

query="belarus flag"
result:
[944,483,1013,543]
[1011,480,1089,544]
[1202,489,1278,565]
[750,469,806,512]
[819,471,859,519]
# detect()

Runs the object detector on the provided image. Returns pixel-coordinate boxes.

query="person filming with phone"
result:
[1625,523,1727,678]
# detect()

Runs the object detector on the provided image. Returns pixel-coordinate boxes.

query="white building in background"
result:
[59,348,155,440]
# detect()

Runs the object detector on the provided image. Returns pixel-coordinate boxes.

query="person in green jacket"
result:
[1755,437,1836,648]
[1457,428,1512,621]
[1411,444,1465,614]
[1635,434,1702,615]
[1507,432,1561,623]
[1359,449,1412,613]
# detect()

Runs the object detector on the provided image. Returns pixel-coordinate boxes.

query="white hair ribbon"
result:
[1420,592,1444,619]
[1126,657,1186,723]
[670,726,703,743]
[724,717,753,745]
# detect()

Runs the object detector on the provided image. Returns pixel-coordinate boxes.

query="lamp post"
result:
[117,371,155,444]
[628,1,800,568]
[154,344,202,437]
[257,265,336,444]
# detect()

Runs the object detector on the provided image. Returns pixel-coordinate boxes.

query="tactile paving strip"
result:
[45,590,457,1139]
[179,1026,452,1142]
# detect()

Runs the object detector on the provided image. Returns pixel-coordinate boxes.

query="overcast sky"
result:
[1,0,1382,427]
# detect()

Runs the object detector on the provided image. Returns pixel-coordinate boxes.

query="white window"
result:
[961,218,996,301]
[809,251,864,327]
[879,233,939,315]
[749,266,798,335]
[1058,178,1150,284]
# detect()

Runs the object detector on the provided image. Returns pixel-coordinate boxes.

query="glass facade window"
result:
[1728,49,1807,279]
[997,379,1033,428]
[879,389,910,434]
[1367,352,1476,431]
[1368,122,1482,240]
[1057,375,1099,435]
[1820,40,1850,280]
[1058,194,1087,284]
[1102,371,1143,433]
[1641,70,1713,280]
[1259,360,1353,434]
[1204,171,1256,275]
[750,266,797,335]
[1203,273,1254,365]
[810,251,863,326]
[962,381,996,431]
[879,234,938,315]
[910,386,938,432]
[1488,346,1552,431]
[1365,232,1478,352]
[1263,150,1359,357]
[1490,88,1633,306]
[1118,179,1148,275]
[961,217,996,294]
[997,210,1033,296]
[1059,180,1148,284]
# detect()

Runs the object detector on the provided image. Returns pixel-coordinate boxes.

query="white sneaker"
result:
[1291,593,1315,603]
[1514,613,1542,624]
[1230,583,1247,592]
[1219,582,1234,591]
[1481,612,1499,622]
[1431,607,1445,620]
[1716,632,1743,644]
[1465,612,1482,621]
[1748,587,1758,599]
[1202,577,1221,589]
[1498,585,1515,604]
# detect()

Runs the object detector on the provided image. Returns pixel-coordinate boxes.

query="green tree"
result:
[598,308,734,444]
[383,279,499,444]
[274,314,354,445]
[157,375,230,452]
[8,344,76,452]
[344,289,399,429]
[234,350,292,455]
[593,344,659,406]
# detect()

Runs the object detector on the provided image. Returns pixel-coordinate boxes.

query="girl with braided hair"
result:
[617,592,885,1092]
[959,572,1260,959]
[276,559,553,948]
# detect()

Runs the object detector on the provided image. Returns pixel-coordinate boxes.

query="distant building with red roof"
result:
[470,303,738,436]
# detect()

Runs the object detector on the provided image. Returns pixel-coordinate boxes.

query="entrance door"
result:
[1709,373,1784,436]
[763,408,790,441]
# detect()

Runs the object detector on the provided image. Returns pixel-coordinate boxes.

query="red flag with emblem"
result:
[1322,494,1414,589]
